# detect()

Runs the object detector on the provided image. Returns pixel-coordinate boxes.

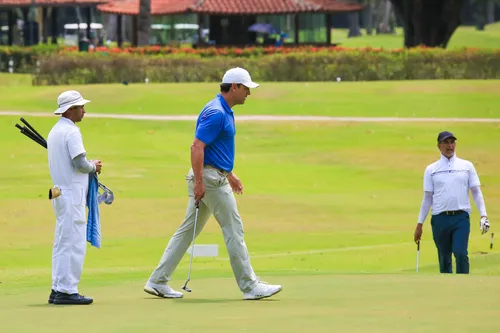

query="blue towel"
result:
[86,173,101,249]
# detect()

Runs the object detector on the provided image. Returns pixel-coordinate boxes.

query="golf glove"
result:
[480,217,490,235]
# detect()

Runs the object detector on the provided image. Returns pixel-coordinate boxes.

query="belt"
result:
[204,164,229,176]
[439,210,465,216]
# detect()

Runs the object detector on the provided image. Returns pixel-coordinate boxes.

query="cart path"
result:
[1,111,499,122]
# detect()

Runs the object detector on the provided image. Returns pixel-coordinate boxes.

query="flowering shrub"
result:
[5,43,497,59]
[53,44,497,58]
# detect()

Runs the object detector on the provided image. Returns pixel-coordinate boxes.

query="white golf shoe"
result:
[144,281,183,299]
[243,281,283,300]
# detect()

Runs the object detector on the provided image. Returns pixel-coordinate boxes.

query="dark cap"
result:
[437,131,457,143]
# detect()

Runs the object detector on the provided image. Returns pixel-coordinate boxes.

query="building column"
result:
[132,15,138,46]
[42,7,48,43]
[117,14,123,47]
[51,7,58,44]
[326,13,332,45]
[196,14,203,46]
[294,13,299,45]
[86,7,92,40]
[8,9,15,45]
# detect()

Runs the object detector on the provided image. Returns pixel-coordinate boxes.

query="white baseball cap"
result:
[221,67,259,88]
[54,90,91,115]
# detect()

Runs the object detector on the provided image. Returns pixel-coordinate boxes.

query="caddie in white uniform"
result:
[414,131,490,274]
[47,90,102,305]
[144,67,282,300]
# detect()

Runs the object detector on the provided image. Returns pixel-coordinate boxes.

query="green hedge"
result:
[0,45,62,73]
[30,48,500,85]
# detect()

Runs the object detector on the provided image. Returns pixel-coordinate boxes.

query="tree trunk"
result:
[137,0,151,46]
[347,12,362,37]
[106,14,117,41]
[378,0,393,33]
[473,0,486,31]
[363,0,374,35]
[374,0,384,34]
[390,0,466,48]
[487,0,495,24]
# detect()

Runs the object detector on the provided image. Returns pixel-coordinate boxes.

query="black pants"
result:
[431,211,470,274]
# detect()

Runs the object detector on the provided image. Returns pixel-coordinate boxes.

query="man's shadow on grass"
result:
[145,297,280,303]
[27,304,51,308]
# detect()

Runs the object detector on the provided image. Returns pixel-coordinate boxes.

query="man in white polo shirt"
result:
[414,131,490,274]
[47,90,102,305]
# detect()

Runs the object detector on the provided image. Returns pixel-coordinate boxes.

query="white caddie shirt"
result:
[47,117,88,190]
[423,154,481,215]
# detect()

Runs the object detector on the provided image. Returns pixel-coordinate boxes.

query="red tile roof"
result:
[193,0,319,15]
[309,0,364,11]
[97,0,193,16]
[0,0,106,6]
[97,0,363,16]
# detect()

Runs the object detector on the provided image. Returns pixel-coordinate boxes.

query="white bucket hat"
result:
[221,67,259,88]
[54,90,91,115]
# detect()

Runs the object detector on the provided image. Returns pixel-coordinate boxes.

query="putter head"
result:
[182,278,191,293]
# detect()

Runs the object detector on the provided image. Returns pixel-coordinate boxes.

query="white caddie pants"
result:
[148,167,259,292]
[51,186,88,294]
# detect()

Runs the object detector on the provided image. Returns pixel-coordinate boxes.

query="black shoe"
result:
[53,292,93,305]
[48,289,57,304]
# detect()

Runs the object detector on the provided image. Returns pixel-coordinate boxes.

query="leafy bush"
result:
[0,44,62,73]
[30,47,500,85]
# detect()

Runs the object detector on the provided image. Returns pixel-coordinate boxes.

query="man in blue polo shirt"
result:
[144,67,283,300]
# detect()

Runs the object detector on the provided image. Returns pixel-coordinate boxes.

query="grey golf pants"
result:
[148,166,259,292]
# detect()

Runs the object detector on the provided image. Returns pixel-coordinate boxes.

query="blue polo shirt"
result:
[195,94,235,172]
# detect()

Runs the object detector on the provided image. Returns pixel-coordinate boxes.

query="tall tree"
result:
[348,0,363,37]
[348,11,362,37]
[137,0,151,46]
[390,0,466,48]
[363,0,375,35]
[377,0,396,34]
[486,0,496,23]
[473,0,488,30]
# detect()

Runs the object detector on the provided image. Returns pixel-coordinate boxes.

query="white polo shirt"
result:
[423,154,481,215]
[47,117,88,189]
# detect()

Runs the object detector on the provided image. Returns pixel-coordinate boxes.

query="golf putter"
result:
[182,201,200,292]
[416,240,420,272]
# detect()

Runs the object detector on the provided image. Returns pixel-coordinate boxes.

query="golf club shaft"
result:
[416,241,420,272]
[98,182,113,193]
[16,124,47,148]
[16,120,109,190]
[186,204,200,282]
[416,251,419,272]
[20,117,47,145]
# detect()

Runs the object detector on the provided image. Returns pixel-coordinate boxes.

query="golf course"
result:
[0,77,499,332]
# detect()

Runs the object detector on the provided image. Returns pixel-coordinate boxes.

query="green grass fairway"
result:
[1,80,499,118]
[332,23,500,49]
[1,113,500,332]
[0,73,32,86]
